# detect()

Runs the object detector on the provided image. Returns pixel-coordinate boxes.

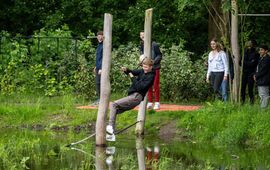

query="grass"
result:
[0,94,97,127]
[1,93,270,148]
[178,101,270,148]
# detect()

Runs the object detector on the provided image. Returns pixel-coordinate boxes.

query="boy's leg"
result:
[109,93,143,129]
[258,86,269,108]
[95,71,101,100]
[154,69,160,102]
[241,75,248,103]
[147,86,153,103]
[247,75,255,104]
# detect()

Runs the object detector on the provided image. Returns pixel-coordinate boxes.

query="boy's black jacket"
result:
[124,69,155,98]
[255,55,270,86]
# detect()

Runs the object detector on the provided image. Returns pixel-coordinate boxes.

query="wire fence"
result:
[0,35,97,95]
[0,35,96,57]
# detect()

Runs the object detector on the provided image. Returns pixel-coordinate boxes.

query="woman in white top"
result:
[206,38,229,99]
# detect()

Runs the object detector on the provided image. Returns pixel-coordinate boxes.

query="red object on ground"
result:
[77,103,201,112]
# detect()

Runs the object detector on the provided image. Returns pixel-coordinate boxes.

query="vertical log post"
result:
[135,8,153,135]
[231,0,241,103]
[95,13,113,146]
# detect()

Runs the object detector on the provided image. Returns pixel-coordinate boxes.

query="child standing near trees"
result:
[106,57,155,137]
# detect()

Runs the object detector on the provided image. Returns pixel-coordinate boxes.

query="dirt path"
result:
[77,103,201,112]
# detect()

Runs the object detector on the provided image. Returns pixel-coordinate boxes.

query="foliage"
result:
[0,27,96,98]
[1,26,211,101]
[161,42,211,102]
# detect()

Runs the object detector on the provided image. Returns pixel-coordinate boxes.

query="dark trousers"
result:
[241,74,255,104]
[210,72,224,98]
[95,71,101,100]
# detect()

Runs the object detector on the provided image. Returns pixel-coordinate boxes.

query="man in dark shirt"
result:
[92,31,103,105]
[106,57,155,136]
[254,45,270,108]
[241,40,259,104]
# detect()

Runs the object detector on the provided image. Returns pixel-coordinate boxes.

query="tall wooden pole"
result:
[136,8,153,135]
[231,0,241,103]
[95,13,113,146]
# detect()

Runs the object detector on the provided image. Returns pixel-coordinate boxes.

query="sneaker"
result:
[153,102,160,110]
[106,125,114,135]
[106,134,116,142]
[147,102,153,109]
[106,146,116,155]
[106,155,113,165]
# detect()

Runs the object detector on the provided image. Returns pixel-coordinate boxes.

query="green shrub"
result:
[0,28,210,101]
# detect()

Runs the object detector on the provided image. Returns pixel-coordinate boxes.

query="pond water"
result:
[0,129,270,170]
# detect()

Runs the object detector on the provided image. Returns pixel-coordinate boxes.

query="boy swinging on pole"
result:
[106,57,155,141]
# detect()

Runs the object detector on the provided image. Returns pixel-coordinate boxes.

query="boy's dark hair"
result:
[259,45,268,51]
[250,39,257,46]
[97,31,103,35]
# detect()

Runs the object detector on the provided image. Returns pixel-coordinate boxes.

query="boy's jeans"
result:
[258,86,269,108]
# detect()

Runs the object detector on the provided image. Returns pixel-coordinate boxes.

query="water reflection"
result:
[95,147,106,170]
[136,136,146,170]
[2,129,270,169]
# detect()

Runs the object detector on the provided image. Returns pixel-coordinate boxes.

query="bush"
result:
[0,28,210,101]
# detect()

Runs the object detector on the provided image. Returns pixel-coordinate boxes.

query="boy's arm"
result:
[130,69,142,76]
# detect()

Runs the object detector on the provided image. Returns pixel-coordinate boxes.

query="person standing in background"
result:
[140,31,162,110]
[241,40,259,105]
[254,45,270,108]
[206,38,229,100]
[91,31,103,105]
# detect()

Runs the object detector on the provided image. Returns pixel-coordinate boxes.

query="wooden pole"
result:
[95,13,113,146]
[136,8,153,135]
[231,0,241,103]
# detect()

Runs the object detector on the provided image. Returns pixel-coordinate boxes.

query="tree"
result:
[231,0,241,103]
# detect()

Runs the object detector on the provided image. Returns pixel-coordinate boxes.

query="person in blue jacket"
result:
[92,31,103,105]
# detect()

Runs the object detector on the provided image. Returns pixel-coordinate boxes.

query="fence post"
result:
[136,8,153,135]
[95,13,113,146]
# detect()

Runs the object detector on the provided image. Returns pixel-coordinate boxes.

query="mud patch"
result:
[159,121,190,142]
[159,121,177,142]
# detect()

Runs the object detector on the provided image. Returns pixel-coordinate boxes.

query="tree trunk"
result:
[95,13,113,146]
[231,0,241,103]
